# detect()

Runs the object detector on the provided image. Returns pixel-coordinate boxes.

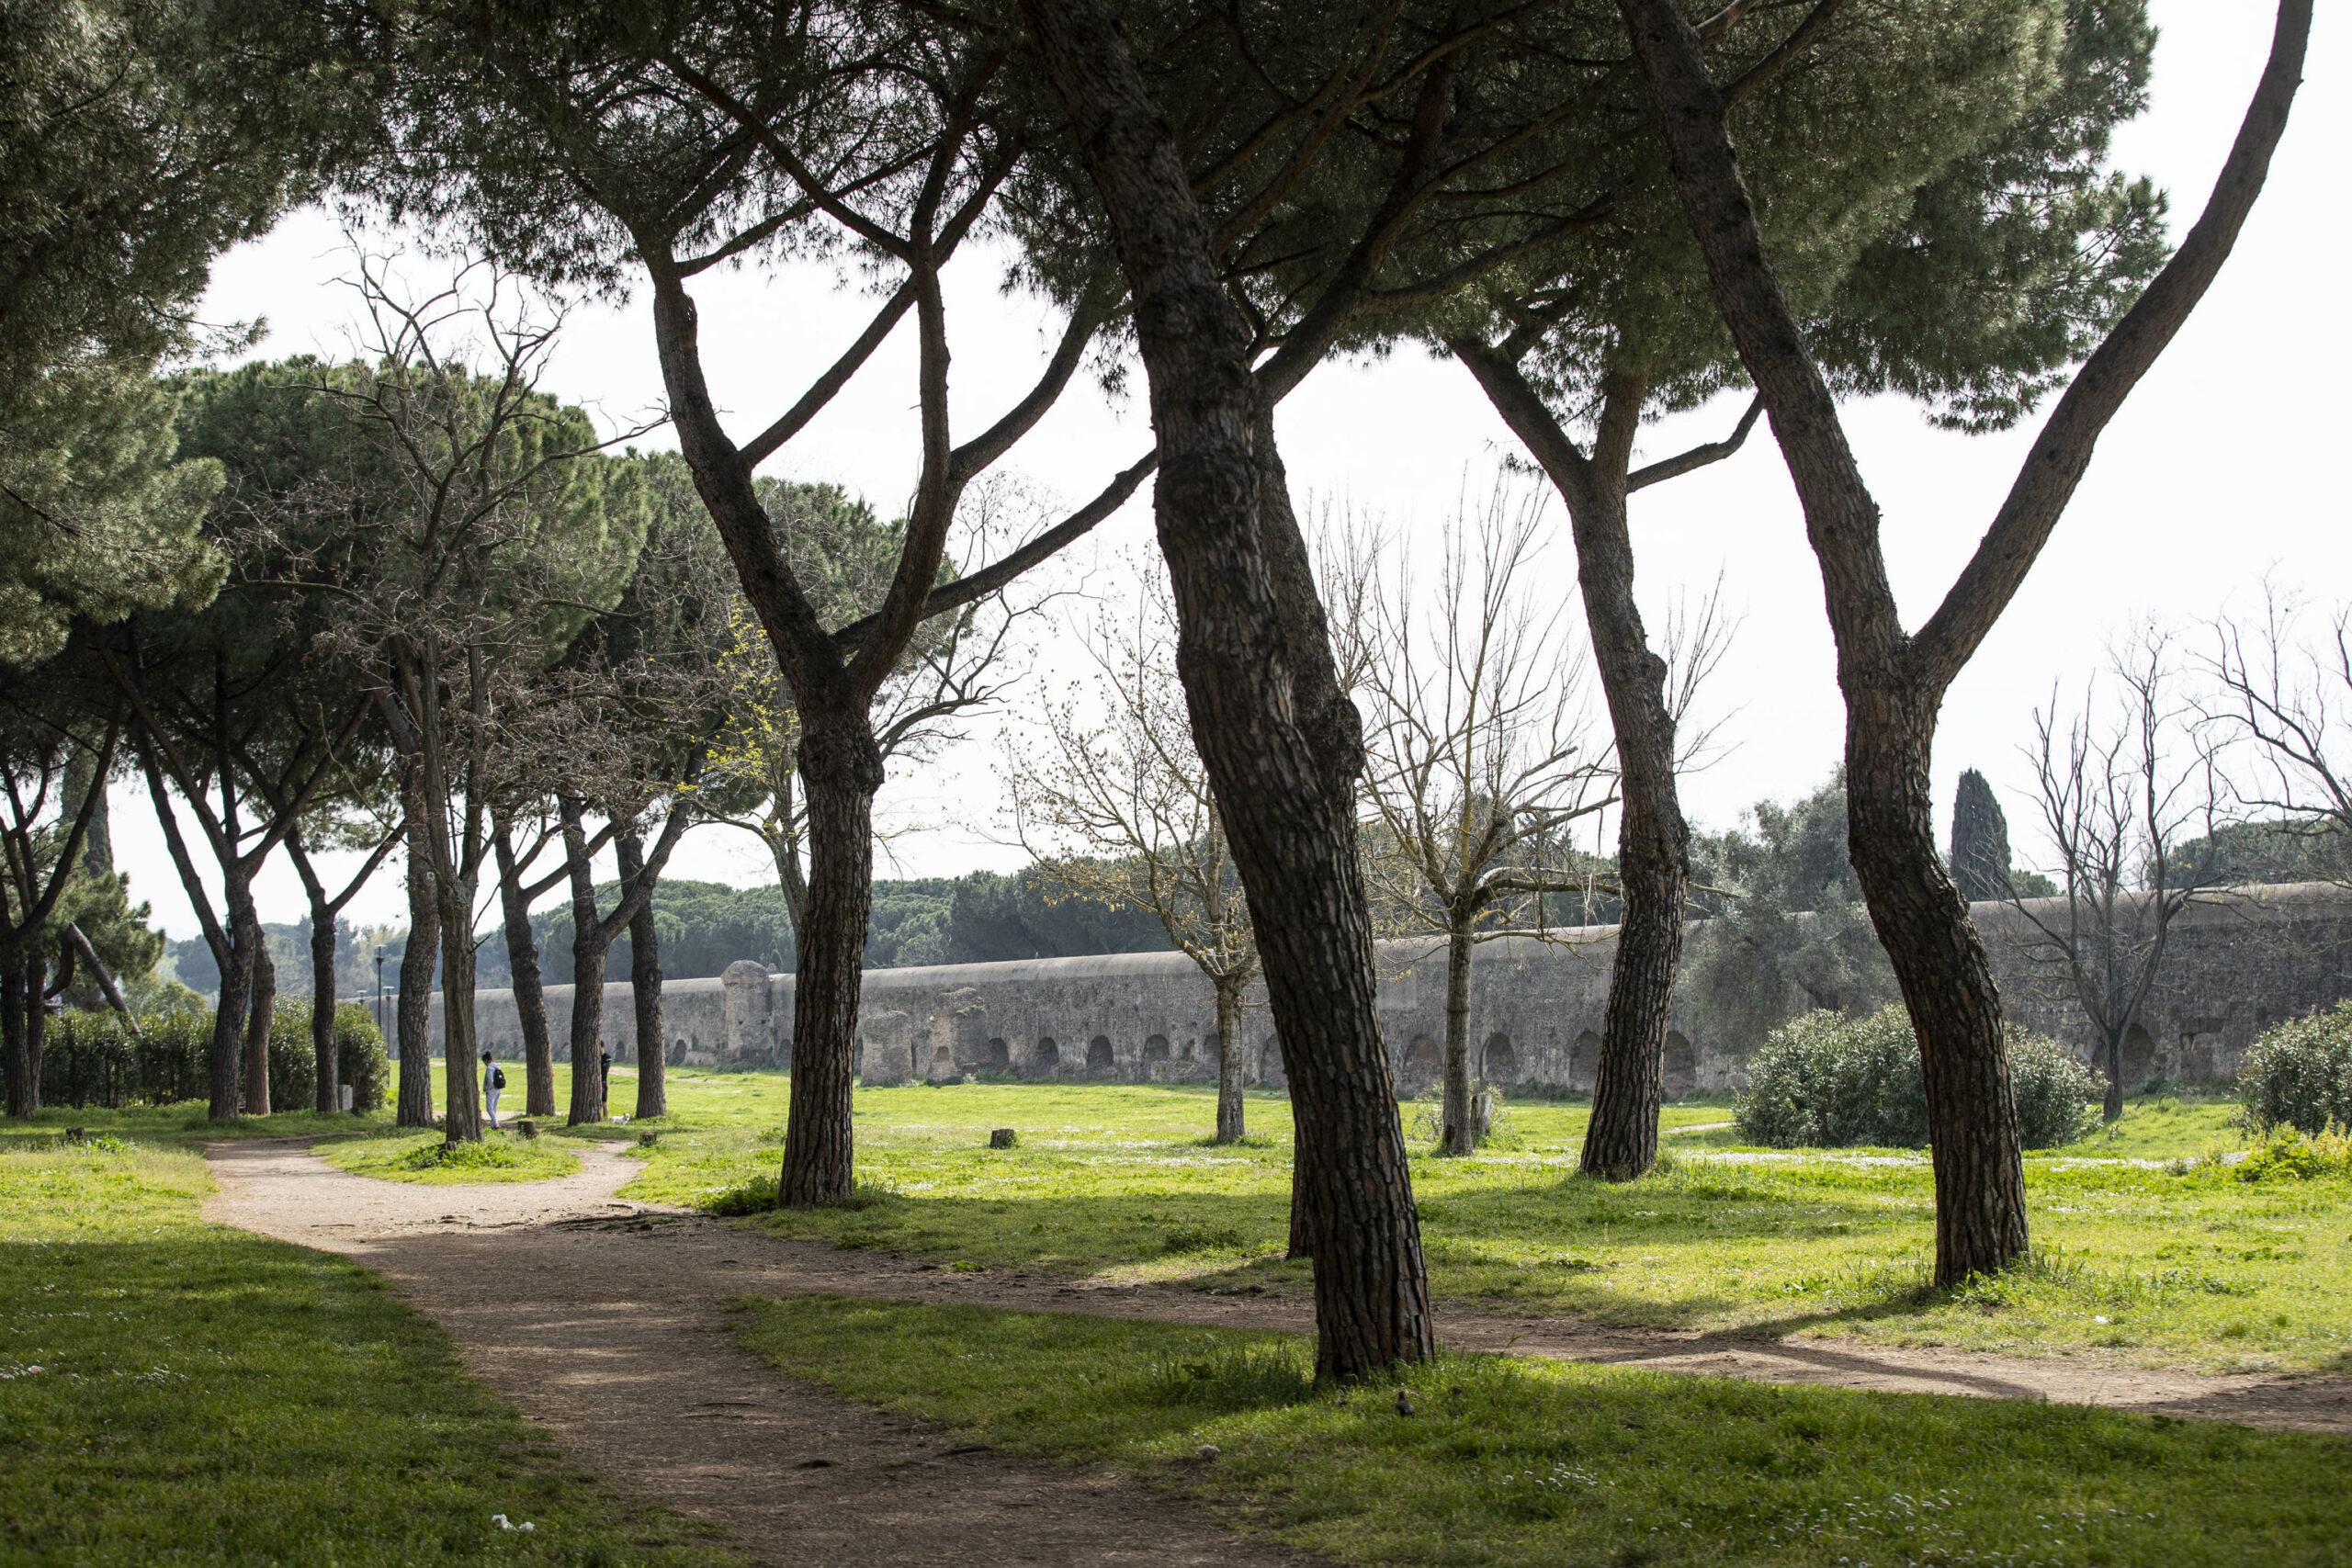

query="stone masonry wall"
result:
[434,884,2352,1095]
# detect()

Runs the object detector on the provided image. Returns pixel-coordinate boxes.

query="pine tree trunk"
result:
[1440,919,1476,1156]
[1020,0,1432,1380]
[395,837,438,1128]
[1582,812,1680,1179]
[243,943,275,1117]
[492,815,558,1118]
[23,953,45,1113]
[1847,712,2029,1285]
[436,897,483,1143]
[563,926,610,1126]
[210,892,257,1122]
[1,944,30,1117]
[620,830,668,1121]
[1213,979,1245,1144]
[308,896,340,1113]
[776,720,882,1207]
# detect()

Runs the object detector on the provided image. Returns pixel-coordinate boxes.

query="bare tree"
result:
[1007,570,1258,1144]
[2007,626,2233,1121]
[1335,488,1615,1155]
[1614,0,2311,1282]
[2204,586,2352,879]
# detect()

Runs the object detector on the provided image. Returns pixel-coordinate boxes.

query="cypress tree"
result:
[1951,770,2014,901]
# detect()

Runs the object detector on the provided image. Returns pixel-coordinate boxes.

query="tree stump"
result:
[988,1128,1018,1149]
[639,1131,660,1147]
[514,1119,537,1140]
[65,1127,87,1144]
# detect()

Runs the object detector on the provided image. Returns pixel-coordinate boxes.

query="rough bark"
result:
[492,814,558,1118]
[1020,0,1432,1381]
[776,720,882,1205]
[620,829,669,1121]
[1439,920,1476,1156]
[0,946,28,1118]
[242,942,276,1117]
[306,893,340,1113]
[1213,979,1245,1145]
[560,799,615,1127]
[435,895,484,1143]
[1613,0,2311,1281]
[2101,1028,2125,1123]
[395,827,438,1128]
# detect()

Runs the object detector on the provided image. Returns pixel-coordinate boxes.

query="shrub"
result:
[2234,1128,2352,1183]
[1735,1005,2098,1149]
[266,1001,391,1114]
[2236,1002,2352,1136]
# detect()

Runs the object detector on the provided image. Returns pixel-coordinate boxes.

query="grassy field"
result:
[734,1294,2352,1568]
[584,1071,2350,1373]
[0,1111,737,1566]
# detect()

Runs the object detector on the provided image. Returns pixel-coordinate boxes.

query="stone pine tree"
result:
[1950,771,2016,903]
[1450,0,2172,1182]
[1616,0,2312,1282]
[1006,570,1260,1145]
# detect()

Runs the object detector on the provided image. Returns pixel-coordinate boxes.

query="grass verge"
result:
[316,1128,582,1185]
[0,1128,737,1565]
[735,1294,2352,1568]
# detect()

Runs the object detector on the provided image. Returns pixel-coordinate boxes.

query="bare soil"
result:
[204,1135,2352,1567]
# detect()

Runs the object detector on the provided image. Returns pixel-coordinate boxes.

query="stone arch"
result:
[1483,1032,1517,1084]
[1662,1031,1698,1098]
[1259,1034,1287,1088]
[1034,1036,1060,1075]
[1569,1030,1601,1093]
[984,1036,1011,1070]
[1403,1032,1441,1088]
[2123,1021,2157,1090]
[1143,1033,1171,1065]
[1086,1034,1115,1076]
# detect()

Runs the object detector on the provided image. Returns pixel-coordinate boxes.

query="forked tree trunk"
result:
[1846,714,2029,1284]
[307,897,340,1113]
[492,819,558,1117]
[777,725,882,1206]
[1021,0,1432,1381]
[395,840,438,1128]
[1439,920,1476,1156]
[242,943,276,1117]
[435,897,484,1143]
[620,830,669,1121]
[1212,979,1245,1144]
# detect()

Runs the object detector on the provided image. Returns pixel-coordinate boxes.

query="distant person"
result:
[482,1049,505,1129]
[599,1046,612,1111]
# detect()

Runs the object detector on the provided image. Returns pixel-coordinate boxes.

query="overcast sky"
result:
[114,3,2350,945]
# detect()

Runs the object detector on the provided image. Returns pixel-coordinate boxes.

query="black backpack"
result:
[492,1065,506,1089]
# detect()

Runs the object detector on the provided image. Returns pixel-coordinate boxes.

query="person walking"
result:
[598,1047,612,1115]
[482,1049,505,1130]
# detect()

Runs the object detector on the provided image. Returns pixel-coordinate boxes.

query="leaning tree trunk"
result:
[1213,978,1246,1145]
[620,830,669,1121]
[776,719,883,1206]
[492,821,558,1118]
[1846,706,2029,1285]
[435,893,484,1143]
[1020,0,1433,1381]
[395,841,438,1128]
[242,943,276,1117]
[1440,919,1477,1156]
[307,897,340,1113]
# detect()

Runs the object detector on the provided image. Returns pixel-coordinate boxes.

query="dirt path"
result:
[204,1140,1319,1568]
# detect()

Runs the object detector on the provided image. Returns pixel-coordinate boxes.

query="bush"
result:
[266,1001,392,1114]
[1734,1005,2098,1150]
[2233,1127,2352,1183]
[2236,1003,2352,1136]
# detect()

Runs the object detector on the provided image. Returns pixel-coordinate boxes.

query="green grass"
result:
[0,1117,739,1565]
[316,1128,583,1183]
[609,1076,2351,1373]
[735,1294,2352,1568]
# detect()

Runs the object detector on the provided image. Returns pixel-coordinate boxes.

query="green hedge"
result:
[1734,1005,2098,1150]
[2237,1002,2352,1136]
[37,1002,388,1113]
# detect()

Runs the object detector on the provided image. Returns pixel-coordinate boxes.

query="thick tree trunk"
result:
[492,818,557,1118]
[395,840,438,1128]
[1213,979,1245,1144]
[1020,0,1431,1381]
[1847,711,2030,1285]
[560,801,614,1128]
[1440,920,1477,1156]
[435,896,484,1143]
[1,945,29,1118]
[620,830,668,1121]
[2102,1029,2125,1122]
[209,893,257,1122]
[308,897,340,1113]
[1583,811,1681,1179]
[243,942,276,1117]
[776,722,882,1206]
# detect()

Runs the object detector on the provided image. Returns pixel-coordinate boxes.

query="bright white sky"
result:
[116,3,2351,944]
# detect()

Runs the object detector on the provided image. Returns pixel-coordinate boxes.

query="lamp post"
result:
[374,952,385,1038]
